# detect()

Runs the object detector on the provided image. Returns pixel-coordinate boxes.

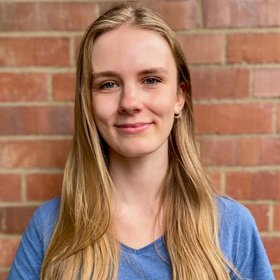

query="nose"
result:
[118,84,143,115]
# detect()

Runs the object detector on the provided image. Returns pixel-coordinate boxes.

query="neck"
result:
[109,143,169,208]
[108,143,169,247]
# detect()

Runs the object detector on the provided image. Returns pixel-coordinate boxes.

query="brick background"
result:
[0,0,279,277]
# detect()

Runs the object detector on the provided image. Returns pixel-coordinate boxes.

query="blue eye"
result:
[144,77,160,85]
[100,81,117,89]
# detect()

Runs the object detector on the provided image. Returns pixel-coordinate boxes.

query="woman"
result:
[9,4,274,280]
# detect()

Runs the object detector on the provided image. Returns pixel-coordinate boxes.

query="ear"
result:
[175,82,186,113]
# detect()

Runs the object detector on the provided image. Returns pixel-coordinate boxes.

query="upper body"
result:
[8,4,275,279]
[8,195,275,280]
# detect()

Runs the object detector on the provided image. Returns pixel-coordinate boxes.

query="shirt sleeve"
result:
[233,208,275,280]
[8,207,45,280]
[218,197,275,280]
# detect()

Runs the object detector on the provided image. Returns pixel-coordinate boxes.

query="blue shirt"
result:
[8,196,275,280]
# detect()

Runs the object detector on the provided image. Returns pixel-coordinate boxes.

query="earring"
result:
[174,112,182,119]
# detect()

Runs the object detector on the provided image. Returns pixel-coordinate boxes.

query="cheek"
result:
[150,89,177,116]
[92,96,116,124]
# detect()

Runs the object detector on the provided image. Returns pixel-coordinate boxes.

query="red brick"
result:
[144,1,200,30]
[0,272,8,280]
[227,34,280,63]
[0,174,21,202]
[52,73,75,101]
[201,138,237,166]
[254,69,280,97]
[226,172,280,200]
[257,138,280,165]
[0,38,70,67]
[27,173,62,201]
[238,139,260,165]
[75,36,83,60]
[98,1,122,14]
[278,105,280,132]
[0,73,48,102]
[0,2,97,31]
[208,172,222,194]
[263,237,280,263]
[238,138,280,166]
[194,104,273,134]
[204,0,280,28]
[99,1,200,31]
[192,68,249,100]
[0,140,71,168]
[244,204,269,231]
[0,106,74,135]
[274,204,280,231]
[0,206,36,234]
[177,34,224,64]
[274,269,280,280]
[0,238,20,267]
[201,137,280,166]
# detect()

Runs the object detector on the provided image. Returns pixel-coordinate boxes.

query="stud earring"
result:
[174,112,182,119]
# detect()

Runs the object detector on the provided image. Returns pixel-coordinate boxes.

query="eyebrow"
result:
[92,67,168,80]
[138,67,168,76]
[92,71,119,80]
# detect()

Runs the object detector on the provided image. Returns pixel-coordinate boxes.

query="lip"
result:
[115,122,153,134]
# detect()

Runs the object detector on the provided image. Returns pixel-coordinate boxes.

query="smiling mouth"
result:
[115,122,153,134]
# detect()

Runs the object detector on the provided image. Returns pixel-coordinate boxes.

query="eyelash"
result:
[100,81,118,90]
[143,77,161,85]
[97,76,162,90]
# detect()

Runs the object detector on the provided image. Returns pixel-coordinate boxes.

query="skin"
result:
[91,25,185,248]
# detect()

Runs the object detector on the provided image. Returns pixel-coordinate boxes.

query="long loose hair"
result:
[41,3,237,279]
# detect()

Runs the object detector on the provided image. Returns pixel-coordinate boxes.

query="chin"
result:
[110,140,168,159]
[116,147,155,158]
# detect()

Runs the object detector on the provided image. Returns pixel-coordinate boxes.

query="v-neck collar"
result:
[120,236,165,255]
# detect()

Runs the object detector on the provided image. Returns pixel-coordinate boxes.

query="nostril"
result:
[118,91,143,114]
[119,107,141,115]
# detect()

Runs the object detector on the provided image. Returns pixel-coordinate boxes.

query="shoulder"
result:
[216,195,262,246]
[216,195,254,226]
[8,197,61,279]
[31,196,61,252]
[216,195,257,254]
[216,196,255,252]
[32,196,61,231]
[216,196,274,280]
[35,196,61,219]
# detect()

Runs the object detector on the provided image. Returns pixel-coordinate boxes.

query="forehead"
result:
[91,25,176,73]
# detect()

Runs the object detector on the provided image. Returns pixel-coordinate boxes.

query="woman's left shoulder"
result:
[216,196,275,280]
[216,195,254,225]
[216,195,259,246]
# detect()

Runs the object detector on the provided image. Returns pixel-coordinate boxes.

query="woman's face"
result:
[91,25,185,158]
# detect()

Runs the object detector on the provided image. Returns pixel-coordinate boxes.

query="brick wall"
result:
[0,0,279,278]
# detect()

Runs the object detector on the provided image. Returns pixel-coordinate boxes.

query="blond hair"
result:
[41,3,238,279]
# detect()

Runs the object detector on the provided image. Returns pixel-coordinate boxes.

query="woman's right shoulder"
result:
[31,196,61,251]
[34,196,61,223]
[35,196,60,216]
[8,197,62,279]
